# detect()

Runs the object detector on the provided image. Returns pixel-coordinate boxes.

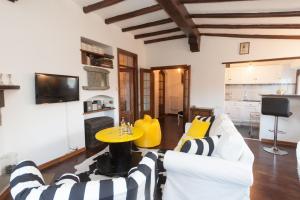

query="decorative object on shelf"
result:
[7,74,12,85]
[81,37,114,69]
[83,101,93,112]
[239,42,250,55]
[0,74,3,85]
[92,101,98,111]
[83,95,114,115]
[82,66,110,90]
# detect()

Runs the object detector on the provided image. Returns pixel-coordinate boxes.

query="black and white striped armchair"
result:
[10,152,158,200]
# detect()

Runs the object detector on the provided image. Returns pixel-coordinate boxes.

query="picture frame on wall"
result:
[239,42,250,55]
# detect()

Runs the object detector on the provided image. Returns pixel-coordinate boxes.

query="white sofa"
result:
[163,114,254,200]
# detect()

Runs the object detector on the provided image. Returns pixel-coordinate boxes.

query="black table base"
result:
[96,142,142,177]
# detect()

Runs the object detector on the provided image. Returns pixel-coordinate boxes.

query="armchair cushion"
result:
[10,152,158,200]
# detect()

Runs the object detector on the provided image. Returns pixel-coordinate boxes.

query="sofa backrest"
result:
[10,152,158,200]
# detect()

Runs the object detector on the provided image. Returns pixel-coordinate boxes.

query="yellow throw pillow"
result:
[187,119,211,139]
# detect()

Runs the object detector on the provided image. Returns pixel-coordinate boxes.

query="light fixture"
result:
[177,68,181,73]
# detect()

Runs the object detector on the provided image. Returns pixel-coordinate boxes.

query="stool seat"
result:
[262,97,292,117]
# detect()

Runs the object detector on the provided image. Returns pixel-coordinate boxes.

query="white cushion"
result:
[212,115,245,161]
[209,114,229,137]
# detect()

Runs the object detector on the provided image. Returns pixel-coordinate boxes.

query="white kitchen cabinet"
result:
[225,101,261,124]
[225,65,296,85]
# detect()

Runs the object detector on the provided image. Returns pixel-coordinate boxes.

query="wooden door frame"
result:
[117,48,138,122]
[140,68,154,117]
[295,69,300,94]
[150,64,191,119]
[158,70,166,117]
[183,66,191,123]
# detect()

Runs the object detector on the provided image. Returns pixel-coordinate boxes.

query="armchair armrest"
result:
[164,150,253,187]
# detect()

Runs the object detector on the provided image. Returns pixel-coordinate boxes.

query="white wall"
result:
[146,36,300,115]
[0,0,146,165]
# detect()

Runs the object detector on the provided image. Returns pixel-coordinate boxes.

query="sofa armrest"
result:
[163,150,253,187]
[185,123,192,133]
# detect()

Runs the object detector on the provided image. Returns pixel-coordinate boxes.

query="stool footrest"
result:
[268,129,286,134]
[263,146,288,155]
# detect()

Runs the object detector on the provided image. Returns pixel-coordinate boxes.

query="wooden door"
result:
[118,48,138,123]
[183,67,191,123]
[140,68,154,117]
[159,71,165,117]
[119,68,135,123]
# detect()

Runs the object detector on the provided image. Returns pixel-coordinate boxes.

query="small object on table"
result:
[95,126,144,177]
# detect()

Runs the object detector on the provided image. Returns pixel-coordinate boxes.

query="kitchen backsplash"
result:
[225,84,296,101]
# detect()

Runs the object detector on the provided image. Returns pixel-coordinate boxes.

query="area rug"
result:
[74,147,167,199]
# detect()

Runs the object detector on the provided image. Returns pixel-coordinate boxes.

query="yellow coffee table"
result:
[95,126,144,176]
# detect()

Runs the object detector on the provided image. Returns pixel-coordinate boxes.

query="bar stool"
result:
[261,97,292,155]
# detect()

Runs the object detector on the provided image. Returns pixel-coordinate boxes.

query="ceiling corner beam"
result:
[195,24,300,29]
[144,35,187,44]
[180,0,256,3]
[122,18,173,32]
[200,33,300,40]
[134,28,181,39]
[105,4,162,24]
[190,11,300,18]
[156,0,200,52]
[83,0,124,14]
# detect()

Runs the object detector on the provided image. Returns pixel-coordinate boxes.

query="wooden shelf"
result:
[83,107,115,115]
[80,49,114,59]
[0,85,20,90]
[82,64,113,69]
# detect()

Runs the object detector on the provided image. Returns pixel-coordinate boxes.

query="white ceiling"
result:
[73,0,300,44]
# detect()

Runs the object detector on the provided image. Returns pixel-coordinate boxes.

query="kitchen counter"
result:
[261,94,300,98]
[225,99,261,102]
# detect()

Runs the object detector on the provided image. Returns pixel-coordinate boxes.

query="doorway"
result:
[151,65,191,124]
[118,48,138,123]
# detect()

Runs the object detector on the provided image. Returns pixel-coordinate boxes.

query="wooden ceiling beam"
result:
[122,18,173,32]
[200,33,300,39]
[156,0,200,52]
[196,24,300,29]
[181,0,255,3]
[144,35,187,44]
[135,28,181,39]
[190,11,300,18]
[105,4,162,24]
[83,0,124,13]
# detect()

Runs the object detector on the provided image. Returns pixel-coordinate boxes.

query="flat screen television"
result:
[35,73,79,104]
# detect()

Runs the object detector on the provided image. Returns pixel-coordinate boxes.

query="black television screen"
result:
[35,73,79,104]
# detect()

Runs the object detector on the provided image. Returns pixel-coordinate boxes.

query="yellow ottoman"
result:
[134,115,162,148]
